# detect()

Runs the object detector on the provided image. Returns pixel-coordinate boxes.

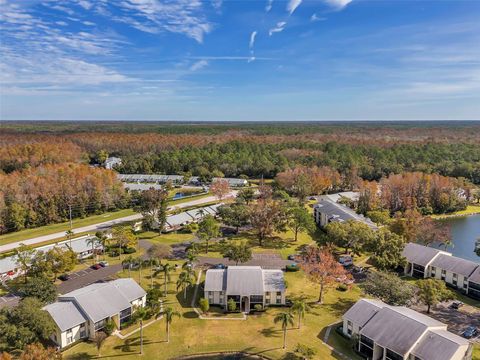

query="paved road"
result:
[0,192,236,254]
[0,293,20,309]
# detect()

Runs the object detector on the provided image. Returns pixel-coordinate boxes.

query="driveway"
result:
[56,263,122,294]
[0,293,20,309]
[196,253,294,270]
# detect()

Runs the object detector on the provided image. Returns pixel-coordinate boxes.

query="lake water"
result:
[435,214,480,263]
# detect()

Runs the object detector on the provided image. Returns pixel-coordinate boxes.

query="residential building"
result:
[212,177,248,187]
[204,266,285,313]
[0,235,103,281]
[104,157,122,170]
[117,174,184,185]
[313,198,377,229]
[343,299,472,360]
[402,243,480,299]
[44,278,146,349]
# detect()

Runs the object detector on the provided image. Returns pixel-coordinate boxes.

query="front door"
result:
[241,296,250,313]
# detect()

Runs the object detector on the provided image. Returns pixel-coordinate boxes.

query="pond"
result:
[435,214,480,262]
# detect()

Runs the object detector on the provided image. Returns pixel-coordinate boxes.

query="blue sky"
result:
[1,0,479,121]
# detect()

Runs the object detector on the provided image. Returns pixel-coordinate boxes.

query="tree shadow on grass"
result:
[65,353,95,360]
[183,310,199,318]
[323,298,356,318]
[259,326,281,338]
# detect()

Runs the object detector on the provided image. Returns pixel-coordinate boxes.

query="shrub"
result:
[104,319,116,336]
[199,298,210,314]
[285,264,300,272]
[337,283,349,292]
[123,247,136,254]
[227,298,237,312]
[254,304,263,312]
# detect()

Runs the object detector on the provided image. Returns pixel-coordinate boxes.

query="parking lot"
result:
[412,300,480,343]
[196,253,294,270]
[57,263,122,294]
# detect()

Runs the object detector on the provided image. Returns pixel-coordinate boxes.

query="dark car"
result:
[462,326,478,339]
[450,301,464,310]
[287,254,297,261]
[213,264,226,269]
[58,274,70,281]
[91,263,102,270]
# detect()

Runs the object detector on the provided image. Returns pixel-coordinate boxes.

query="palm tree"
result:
[162,263,174,294]
[292,299,309,329]
[95,232,109,260]
[150,258,160,287]
[86,236,100,264]
[122,255,135,277]
[176,270,195,300]
[135,307,149,355]
[159,307,180,343]
[274,312,294,350]
[65,229,74,248]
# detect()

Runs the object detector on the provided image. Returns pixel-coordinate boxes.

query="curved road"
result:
[0,192,236,254]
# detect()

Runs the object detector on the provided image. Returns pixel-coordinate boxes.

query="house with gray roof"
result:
[204,266,285,313]
[104,157,122,170]
[44,278,146,349]
[343,299,472,360]
[402,243,480,299]
[212,177,248,187]
[313,198,377,229]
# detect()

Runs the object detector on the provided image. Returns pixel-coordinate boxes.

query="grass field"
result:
[431,205,480,219]
[63,257,363,360]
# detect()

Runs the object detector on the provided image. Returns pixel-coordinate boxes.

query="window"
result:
[441,269,446,280]
[250,295,263,303]
[386,348,403,360]
[430,266,436,277]
[276,291,282,296]
[347,321,353,336]
[94,319,107,331]
[359,335,374,358]
[66,328,73,345]
[266,298,270,304]
[80,323,87,338]
[276,298,281,304]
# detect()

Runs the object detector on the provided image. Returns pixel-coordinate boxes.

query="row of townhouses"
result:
[402,243,480,300]
[44,278,146,349]
[343,299,473,360]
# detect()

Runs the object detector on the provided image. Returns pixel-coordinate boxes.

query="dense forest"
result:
[1,121,479,234]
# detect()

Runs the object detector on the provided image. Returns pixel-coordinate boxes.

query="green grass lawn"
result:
[0,209,137,246]
[474,344,480,360]
[431,205,480,219]
[63,258,363,360]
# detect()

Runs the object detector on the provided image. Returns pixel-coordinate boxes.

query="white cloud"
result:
[310,13,325,22]
[189,59,208,71]
[286,0,302,15]
[265,0,273,12]
[83,20,95,26]
[249,30,257,49]
[269,21,286,36]
[324,0,353,10]
[211,0,222,10]
[76,0,93,10]
[56,20,68,26]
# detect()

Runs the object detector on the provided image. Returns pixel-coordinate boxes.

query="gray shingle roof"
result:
[402,242,446,267]
[431,253,479,277]
[166,212,194,227]
[343,299,385,328]
[204,266,285,295]
[226,266,264,295]
[263,270,285,292]
[204,269,225,292]
[411,329,470,360]
[43,301,87,332]
[361,306,444,355]
[315,199,377,229]
[59,279,146,323]
[469,266,480,284]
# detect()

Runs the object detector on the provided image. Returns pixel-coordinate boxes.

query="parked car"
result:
[287,254,298,261]
[339,255,353,267]
[449,301,464,310]
[58,274,70,281]
[91,263,102,270]
[462,326,478,339]
[213,264,226,269]
[99,261,109,267]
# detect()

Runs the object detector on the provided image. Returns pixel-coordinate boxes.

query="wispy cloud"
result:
[324,0,353,10]
[265,0,273,12]
[190,59,209,71]
[249,31,257,49]
[310,13,325,22]
[269,21,287,36]
[287,0,302,15]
